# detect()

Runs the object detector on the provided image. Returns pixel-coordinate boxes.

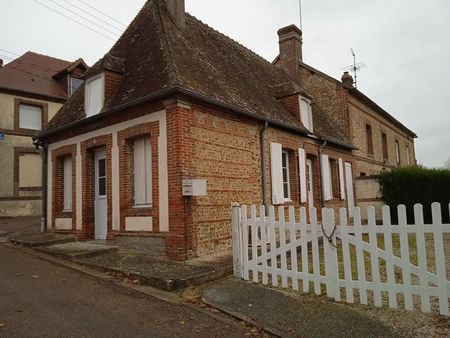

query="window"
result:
[299,97,313,131]
[382,133,388,161]
[366,124,373,156]
[63,156,72,211]
[329,159,339,198]
[19,104,42,130]
[85,74,104,117]
[395,140,401,165]
[405,145,411,165]
[69,77,83,96]
[281,151,291,200]
[133,137,152,207]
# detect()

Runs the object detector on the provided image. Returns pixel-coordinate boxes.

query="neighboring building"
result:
[0,52,87,217]
[273,27,417,220]
[36,0,414,260]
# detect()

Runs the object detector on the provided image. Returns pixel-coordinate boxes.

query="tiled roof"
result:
[46,0,353,148]
[0,52,72,100]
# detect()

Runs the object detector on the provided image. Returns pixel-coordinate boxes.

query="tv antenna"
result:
[341,48,367,89]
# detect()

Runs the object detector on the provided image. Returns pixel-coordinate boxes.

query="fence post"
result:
[231,202,242,278]
[323,208,340,301]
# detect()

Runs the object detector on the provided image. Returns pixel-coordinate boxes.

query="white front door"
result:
[345,162,355,217]
[94,149,107,240]
[306,159,314,208]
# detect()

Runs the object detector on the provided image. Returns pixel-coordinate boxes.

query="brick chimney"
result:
[277,25,303,79]
[166,0,185,28]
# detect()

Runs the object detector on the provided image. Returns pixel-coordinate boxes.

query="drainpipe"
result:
[33,139,47,233]
[260,121,269,210]
[318,140,327,208]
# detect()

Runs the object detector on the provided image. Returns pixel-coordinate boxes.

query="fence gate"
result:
[231,202,450,316]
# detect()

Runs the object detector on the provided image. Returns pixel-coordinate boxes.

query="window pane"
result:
[19,105,42,130]
[98,158,106,177]
[70,77,83,96]
[98,177,106,196]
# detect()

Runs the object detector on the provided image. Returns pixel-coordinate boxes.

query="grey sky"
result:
[1,0,449,167]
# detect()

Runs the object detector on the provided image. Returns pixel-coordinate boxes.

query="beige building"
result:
[0,52,87,217]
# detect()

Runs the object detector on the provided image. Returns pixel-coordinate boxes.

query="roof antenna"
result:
[341,48,367,89]
[298,0,303,30]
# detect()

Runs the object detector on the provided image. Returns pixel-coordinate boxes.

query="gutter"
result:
[33,139,47,233]
[37,87,311,140]
[260,121,269,210]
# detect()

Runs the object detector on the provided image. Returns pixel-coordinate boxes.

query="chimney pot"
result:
[166,0,185,28]
[341,71,354,88]
[276,24,303,80]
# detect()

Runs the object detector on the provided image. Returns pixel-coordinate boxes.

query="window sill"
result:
[132,205,152,209]
[62,209,72,213]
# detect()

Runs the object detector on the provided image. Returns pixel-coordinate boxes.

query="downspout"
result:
[33,139,47,233]
[318,140,327,208]
[260,121,269,210]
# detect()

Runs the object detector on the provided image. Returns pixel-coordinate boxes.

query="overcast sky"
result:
[1,0,449,167]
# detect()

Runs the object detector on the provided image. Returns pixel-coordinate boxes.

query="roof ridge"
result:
[24,51,71,64]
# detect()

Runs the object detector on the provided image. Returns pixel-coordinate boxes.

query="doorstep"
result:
[8,227,75,247]
[36,241,118,260]
[74,251,233,291]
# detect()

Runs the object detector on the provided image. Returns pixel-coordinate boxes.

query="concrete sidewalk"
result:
[202,278,403,338]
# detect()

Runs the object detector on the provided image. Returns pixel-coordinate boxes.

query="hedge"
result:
[378,166,450,223]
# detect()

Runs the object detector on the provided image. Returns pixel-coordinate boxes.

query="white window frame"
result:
[85,73,105,118]
[282,150,291,201]
[299,96,313,132]
[133,137,152,208]
[63,156,72,211]
[19,104,42,130]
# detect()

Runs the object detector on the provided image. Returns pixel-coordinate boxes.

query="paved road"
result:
[0,244,254,338]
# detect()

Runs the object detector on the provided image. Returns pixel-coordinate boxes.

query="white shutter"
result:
[85,75,104,117]
[133,138,146,205]
[63,157,72,211]
[338,158,346,200]
[144,137,152,205]
[298,148,307,203]
[270,143,284,205]
[19,105,42,130]
[321,154,332,201]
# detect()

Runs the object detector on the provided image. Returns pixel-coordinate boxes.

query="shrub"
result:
[378,166,450,223]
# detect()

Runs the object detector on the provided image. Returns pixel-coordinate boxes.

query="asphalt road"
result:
[0,244,254,338]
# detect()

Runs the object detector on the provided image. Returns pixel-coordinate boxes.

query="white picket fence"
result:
[231,202,450,316]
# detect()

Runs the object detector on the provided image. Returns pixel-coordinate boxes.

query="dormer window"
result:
[299,96,313,131]
[85,73,104,117]
[69,76,83,96]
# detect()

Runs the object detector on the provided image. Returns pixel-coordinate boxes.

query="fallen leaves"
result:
[0,323,5,328]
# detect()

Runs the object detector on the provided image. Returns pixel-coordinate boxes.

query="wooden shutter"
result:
[321,154,332,201]
[298,148,307,203]
[270,143,284,205]
[338,158,346,200]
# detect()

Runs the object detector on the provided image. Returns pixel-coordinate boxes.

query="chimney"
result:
[166,0,185,28]
[341,71,354,88]
[277,25,303,80]
[0,59,3,67]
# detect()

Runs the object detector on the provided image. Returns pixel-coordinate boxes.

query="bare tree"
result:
[445,156,450,169]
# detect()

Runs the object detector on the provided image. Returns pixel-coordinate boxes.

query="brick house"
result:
[36,0,414,260]
[273,26,417,219]
[0,52,87,217]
